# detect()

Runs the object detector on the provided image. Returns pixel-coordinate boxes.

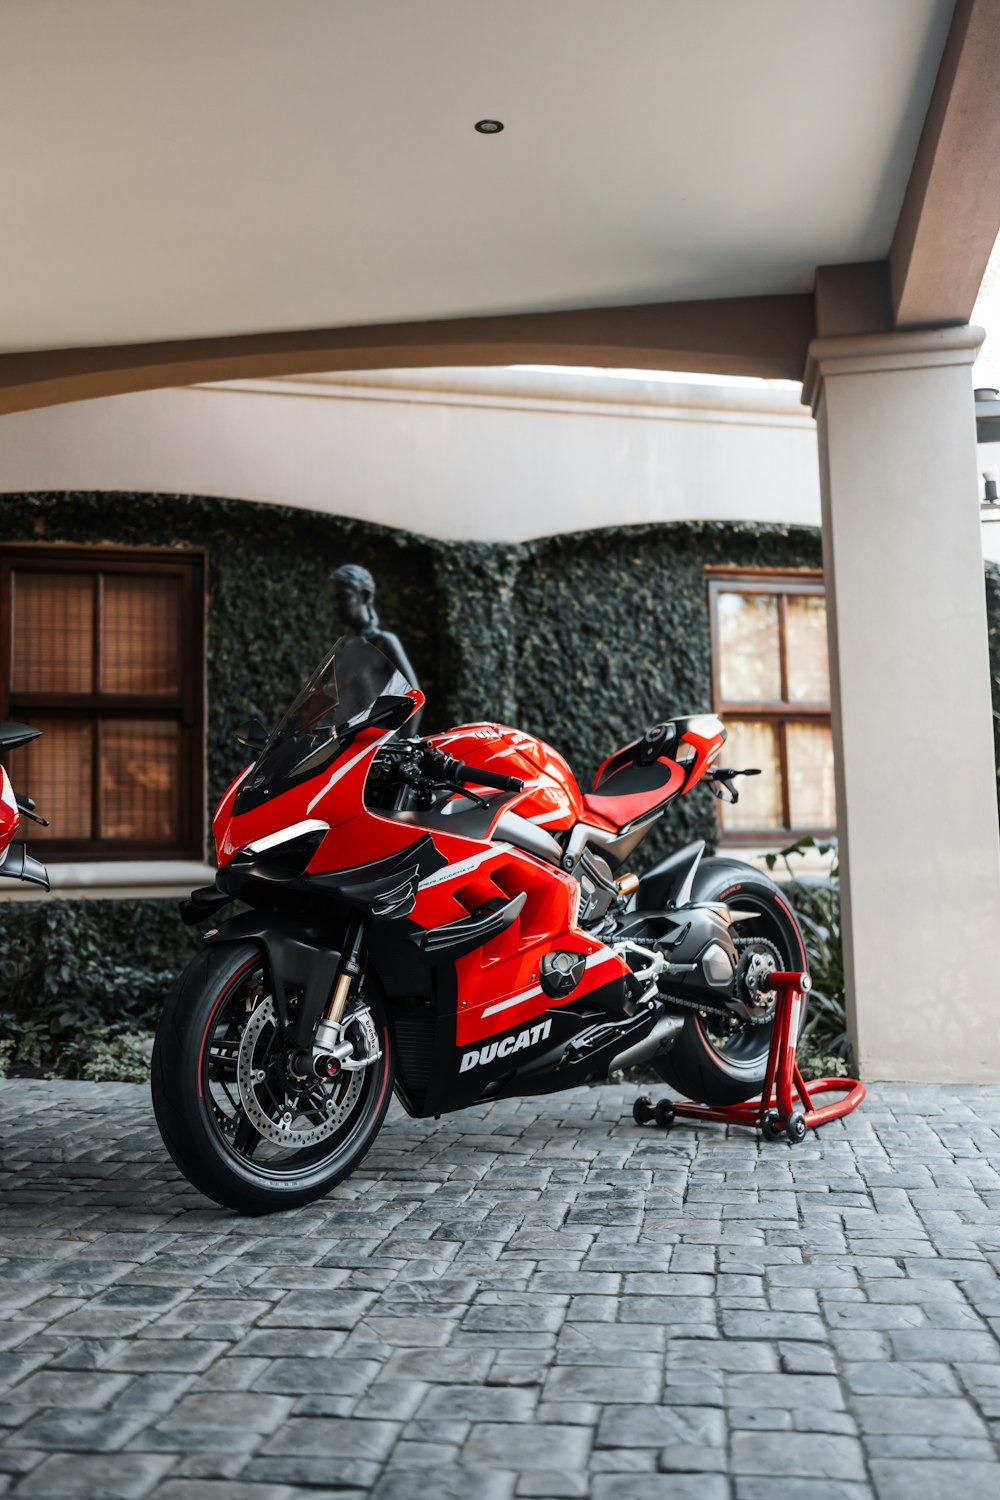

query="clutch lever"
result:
[433,780,492,810]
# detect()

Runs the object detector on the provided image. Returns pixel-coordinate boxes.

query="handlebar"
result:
[436,754,524,794]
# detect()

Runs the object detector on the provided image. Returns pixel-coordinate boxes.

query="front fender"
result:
[202,910,342,1050]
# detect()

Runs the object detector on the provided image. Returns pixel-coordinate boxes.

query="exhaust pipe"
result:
[609,1013,684,1074]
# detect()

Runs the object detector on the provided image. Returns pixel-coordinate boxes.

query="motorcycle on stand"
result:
[153,636,808,1213]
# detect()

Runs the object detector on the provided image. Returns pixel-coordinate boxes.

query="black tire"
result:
[652,858,808,1107]
[151,941,394,1214]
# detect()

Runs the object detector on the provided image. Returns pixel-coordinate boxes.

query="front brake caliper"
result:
[314,1005,382,1075]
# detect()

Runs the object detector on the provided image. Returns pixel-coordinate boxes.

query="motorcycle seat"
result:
[584,758,684,831]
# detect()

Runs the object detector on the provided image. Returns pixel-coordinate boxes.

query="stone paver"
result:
[1,1079,999,1497]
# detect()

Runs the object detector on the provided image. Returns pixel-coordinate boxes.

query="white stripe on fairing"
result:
[247,818,329,854]
[417,844,511,890]
[481,948,620,1019]
[306,731,396,814]
[528,808,566,826]
[0,768,15,812]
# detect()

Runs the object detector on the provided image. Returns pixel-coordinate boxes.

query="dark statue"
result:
[330,563,422,731]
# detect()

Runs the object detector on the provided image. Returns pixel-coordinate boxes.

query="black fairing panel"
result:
[202,909,342,1049]
[635,840,706,910]
[411,975,631,1118]
[0,842,49,890]
[410,891,527,963]
[308,835,446,918]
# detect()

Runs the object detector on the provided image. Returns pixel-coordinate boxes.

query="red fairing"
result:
[213,704,629,1048]
[209,650,726,1068]
[213,764,253,862]
[678,727,727,790]
[0,766,20,857]
[428,724,585,830]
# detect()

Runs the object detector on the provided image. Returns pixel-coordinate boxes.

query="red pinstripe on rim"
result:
[196,955,262,1098]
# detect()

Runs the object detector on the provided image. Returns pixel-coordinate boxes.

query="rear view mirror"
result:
[235,717,270,753]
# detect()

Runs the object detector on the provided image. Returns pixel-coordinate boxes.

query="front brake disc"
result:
[236,997,362,1147]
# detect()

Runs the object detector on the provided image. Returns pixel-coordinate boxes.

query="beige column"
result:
[804,326,1000,1082]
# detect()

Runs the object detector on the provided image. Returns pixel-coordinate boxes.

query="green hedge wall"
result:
[0,491,825,849]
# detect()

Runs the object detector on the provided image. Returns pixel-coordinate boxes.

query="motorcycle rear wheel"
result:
[152,941,394,1214]
[652,860,808,1106]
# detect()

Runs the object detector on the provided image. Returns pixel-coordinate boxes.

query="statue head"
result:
[330,563,377,634]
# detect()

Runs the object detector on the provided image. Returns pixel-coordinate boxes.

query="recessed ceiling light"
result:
[474,119,504,134]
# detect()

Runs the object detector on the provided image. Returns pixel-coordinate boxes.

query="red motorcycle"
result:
[153,637,807,1212]
[0,721,49,891]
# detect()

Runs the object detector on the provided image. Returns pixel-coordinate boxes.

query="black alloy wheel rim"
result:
[201,961,380,1180]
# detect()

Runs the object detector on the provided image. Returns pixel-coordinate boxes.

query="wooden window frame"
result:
[0,544,206,861]
[706,566,835,844]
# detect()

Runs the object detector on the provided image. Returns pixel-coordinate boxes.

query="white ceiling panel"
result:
[0,0,954,352]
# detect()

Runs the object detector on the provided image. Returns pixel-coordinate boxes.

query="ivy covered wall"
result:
[3,490,998,1063]
[0,491,826,852]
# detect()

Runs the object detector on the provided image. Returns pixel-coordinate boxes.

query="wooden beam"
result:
[890,0,1000,328]
[814,262,893,339]
[0,294,815,416]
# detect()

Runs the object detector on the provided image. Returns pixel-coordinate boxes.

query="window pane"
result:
[787,721,837,830]
[100,720,180,840]
[11,573,93,693]
[717,592,781,702]
[4,719,93,841]
[719,719,784,832]
[102,576,181,694]
[786,595,830,703]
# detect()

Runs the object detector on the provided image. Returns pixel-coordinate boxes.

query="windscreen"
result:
[236,635,412,808]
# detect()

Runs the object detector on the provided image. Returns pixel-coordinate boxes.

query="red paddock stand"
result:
[633,971,865,1144]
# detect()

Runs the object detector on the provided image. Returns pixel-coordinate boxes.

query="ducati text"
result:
[459,1019,553,1073]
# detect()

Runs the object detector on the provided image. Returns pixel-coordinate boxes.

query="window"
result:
[708,569,835,841]
[0,547,204,859]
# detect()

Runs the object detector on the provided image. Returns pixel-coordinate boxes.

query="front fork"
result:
[296,916,382,1079]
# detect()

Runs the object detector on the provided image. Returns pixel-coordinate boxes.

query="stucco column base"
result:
[804,325,1000,1083]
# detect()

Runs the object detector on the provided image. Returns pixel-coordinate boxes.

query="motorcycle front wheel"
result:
[652,859,808,1106]
[152,941,394,1214]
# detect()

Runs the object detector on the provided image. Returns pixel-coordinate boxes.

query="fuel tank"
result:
[427,724,584,831]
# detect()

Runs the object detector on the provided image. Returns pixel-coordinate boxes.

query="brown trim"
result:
[814,262,894,340]
[778,718,792,833]
[1,544,206,860]
[889,0,1000,328]
[0,293,816,416]
[704,566,824,583]
[0,544,200,570]
[718,703,829,718]
[777,593,790,704]
[718,826,837,849]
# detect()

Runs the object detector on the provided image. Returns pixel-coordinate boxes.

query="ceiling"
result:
[0,0,954,355]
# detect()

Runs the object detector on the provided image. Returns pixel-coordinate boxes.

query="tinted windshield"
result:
[236,636,412,808]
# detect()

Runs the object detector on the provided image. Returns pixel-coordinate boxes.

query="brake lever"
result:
[15,796,49,826]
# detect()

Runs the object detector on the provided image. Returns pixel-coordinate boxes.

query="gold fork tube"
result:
[323,972,353,1026]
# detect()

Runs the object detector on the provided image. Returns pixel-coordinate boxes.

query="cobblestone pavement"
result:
[1,1081,999,1500]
